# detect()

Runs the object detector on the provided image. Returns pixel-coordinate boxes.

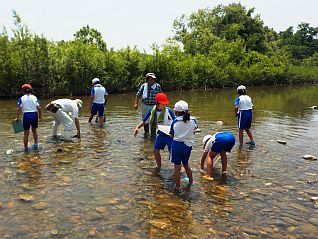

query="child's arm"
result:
[16,108,22,121]
[37,106,42,121]
[134,121,146,137]
[234,105,239,116]
[201,151,209,170]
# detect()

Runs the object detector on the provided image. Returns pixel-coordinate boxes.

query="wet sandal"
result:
[202,175,214,181]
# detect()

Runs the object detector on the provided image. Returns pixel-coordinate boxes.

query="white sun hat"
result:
[202,134,212,144]
[92,78,100,85]
[237,85,246,91]
[174,100,189,112]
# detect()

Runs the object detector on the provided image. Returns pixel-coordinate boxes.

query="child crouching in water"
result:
[134,93,175,170]
[170,100,197,191]
[201,132,235,180]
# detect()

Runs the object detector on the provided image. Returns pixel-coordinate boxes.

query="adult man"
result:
[88,78,108,127]
[134,73,161,134]
[45,99,82,140]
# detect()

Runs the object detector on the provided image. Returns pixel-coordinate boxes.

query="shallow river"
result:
[0,85,318,238]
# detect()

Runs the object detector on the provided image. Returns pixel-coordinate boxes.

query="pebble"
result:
[310,197,318,203]
[30,157,43,164]
[19,194,35,202]
[31,202,48,210]
[0,202,3,208]
[88,227,97,236]
[288,203,310,213]
[95,207,107,213]
[6,149,13,155]
[277,140,287,144]
[303,154,317,161]
[309,218,318,226]
[50,229,59,236]
[204,218,212,224]
[149,218,170,229]
[7,201,15,208]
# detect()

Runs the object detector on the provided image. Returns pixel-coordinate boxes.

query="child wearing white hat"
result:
[234,85,255,146]
[169,100,198,191]
[201,132,235,180]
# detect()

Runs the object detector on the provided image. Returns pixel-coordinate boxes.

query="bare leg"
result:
[220,151,227,173]
[31,128,38,145]
[184,164,193,184]
[98,116,104,128]
[174,164,181,190]
[23,130,30,149]
[207,151,218,178]
[245,128,254,142]
[88,115,94,123]
[153,149,161,169]
[239,129,244,145]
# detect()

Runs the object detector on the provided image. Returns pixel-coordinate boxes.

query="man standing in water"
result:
[88,78,108,128]
[134,73,161,135]
[45,99,82,141]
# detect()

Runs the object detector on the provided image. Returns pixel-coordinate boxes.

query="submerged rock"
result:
[31,202,48,210]
[30,157,43,164]
[303,155,317,161]
[19,194,35,202]
[95,207,107,213]
[0,202,3,208]
[6,149,13,155]
[277,140,287,145]
[149,218,171,229]
[50,229,59,236]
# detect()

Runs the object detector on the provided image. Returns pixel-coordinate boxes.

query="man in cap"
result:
[88,78,108,127]
[45,98,82,140]
[134,73,161,135]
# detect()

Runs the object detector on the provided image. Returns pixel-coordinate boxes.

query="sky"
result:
[1,0,317,52]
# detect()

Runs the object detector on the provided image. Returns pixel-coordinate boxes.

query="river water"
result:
[0,85,318,238]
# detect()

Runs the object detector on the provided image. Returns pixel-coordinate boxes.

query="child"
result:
[169,100,197,191]
[201,132,235,180]
[234,85,255,146]
[134,93,175,170]
[16,84,42,152]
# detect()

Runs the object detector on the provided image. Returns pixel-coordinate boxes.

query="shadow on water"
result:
[0,85,318,238]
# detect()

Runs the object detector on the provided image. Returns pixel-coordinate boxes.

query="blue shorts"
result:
[154,132,172,152]
[238,110,252,129]
[23,112,38,130]
[211,132,235,153]
[170,140,192,166]
[91,103,105,117]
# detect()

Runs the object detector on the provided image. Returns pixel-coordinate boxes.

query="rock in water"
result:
[216,121,223,126]
[303,155,317,161]
[6,149,13,155]
[19,194,35,202]
[31,202,48,210]
[277,140,287,145]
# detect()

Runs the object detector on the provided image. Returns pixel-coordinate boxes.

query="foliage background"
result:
[1,4,318,97]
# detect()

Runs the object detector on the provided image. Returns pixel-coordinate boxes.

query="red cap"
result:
[155,93,169,105]
[22,84,32,89]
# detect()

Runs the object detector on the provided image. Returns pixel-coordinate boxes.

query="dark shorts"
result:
[238,110,252,129]
[91,103,105,117]
[211,132,235,153]
[154,132,172,152]
[170,140,192,166]
[23,112,38,130]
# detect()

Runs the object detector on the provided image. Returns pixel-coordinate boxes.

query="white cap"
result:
[202,135,212,144]
[75,99,82,109]
[174,100,189,112]
[146,73,156,79]
[92,78,100,85]
[237,85,246,91]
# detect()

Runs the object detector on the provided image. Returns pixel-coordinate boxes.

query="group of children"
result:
[134,85,254,190]
[16,79,255,190]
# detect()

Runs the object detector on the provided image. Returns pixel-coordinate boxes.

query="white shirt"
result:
[52,99,79,119]
[235,95,253,111]
[204,134,217,153]
[18,94,39,113]
[91,84,108,104]
[170,116,198,147]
